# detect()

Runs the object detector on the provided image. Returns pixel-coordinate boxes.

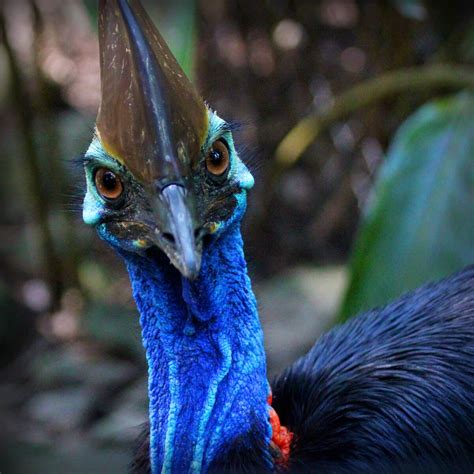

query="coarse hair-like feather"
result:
[272,265,474,473]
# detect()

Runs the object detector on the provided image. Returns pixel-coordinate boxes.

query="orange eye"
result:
[205,140,230,177]
[95,168,123,200]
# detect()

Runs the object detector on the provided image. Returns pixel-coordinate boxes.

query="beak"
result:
[96,0,208,279]
[153,183,201,280]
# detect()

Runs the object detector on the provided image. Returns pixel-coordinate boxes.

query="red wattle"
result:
[267,394,293,466]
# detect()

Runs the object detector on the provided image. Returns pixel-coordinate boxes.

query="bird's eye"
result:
[95,168,124,201]
[205,140,230,177]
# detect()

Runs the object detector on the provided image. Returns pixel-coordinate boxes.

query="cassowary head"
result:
[82,0,254,279]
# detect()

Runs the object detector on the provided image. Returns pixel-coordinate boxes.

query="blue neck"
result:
[123,224,272,473]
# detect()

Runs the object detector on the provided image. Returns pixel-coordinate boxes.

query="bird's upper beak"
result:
[96,0,208,279]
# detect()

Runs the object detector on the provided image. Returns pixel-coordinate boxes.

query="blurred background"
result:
[1,0,474,472]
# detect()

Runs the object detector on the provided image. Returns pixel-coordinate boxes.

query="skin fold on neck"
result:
[122,223,272,473]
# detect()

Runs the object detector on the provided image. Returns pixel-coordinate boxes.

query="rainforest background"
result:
[1,0,474,471]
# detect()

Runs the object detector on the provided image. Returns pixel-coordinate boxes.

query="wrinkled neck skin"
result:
[123,224,272,473]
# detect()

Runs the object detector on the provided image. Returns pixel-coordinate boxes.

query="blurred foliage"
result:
[390,0,427,21]
[273,64,474,176]
[142,0,198,78]
[160,1,198,79]
[83,302,144,361]
[340,93,474,320]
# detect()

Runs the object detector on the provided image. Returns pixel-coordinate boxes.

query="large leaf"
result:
[339,93,474,321]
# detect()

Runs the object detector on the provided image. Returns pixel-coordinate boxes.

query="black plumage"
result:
[132,266,474,473]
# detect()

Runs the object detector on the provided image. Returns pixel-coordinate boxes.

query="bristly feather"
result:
[237,143,264,177]
[272,265,474,473]
[61,153,88,214]
[219,120,245,134]
[207,430,277,474]
[216,118,263,177]
[130,424,151,474]
[131,266,474,473]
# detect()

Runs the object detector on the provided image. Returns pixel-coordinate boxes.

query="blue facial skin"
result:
[83,112,272,473]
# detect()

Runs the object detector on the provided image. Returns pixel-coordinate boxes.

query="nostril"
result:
[162,232,176,245]
[194,227,205,240]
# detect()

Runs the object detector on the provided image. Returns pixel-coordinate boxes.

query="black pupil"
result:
[102,171,117,190]
[209,149,223,163]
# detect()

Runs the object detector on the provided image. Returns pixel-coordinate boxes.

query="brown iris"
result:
[95,168,123,200]
[206,140,230,177]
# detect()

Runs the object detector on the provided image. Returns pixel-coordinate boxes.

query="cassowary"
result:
[81,1,474,472]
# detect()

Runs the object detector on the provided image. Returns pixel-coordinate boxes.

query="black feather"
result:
[208,429,275,474]
[130,423,151,474]
[272,265,474,473]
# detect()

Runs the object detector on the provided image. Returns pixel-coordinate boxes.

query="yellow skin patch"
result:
[96,129,125,166]
[134,238,148,249]
[209,222,222,234]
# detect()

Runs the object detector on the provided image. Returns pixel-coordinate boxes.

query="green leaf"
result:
[339,93,474,322]
[147,1,197,79]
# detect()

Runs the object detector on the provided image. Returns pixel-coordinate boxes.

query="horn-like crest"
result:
[97,0,208,186]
